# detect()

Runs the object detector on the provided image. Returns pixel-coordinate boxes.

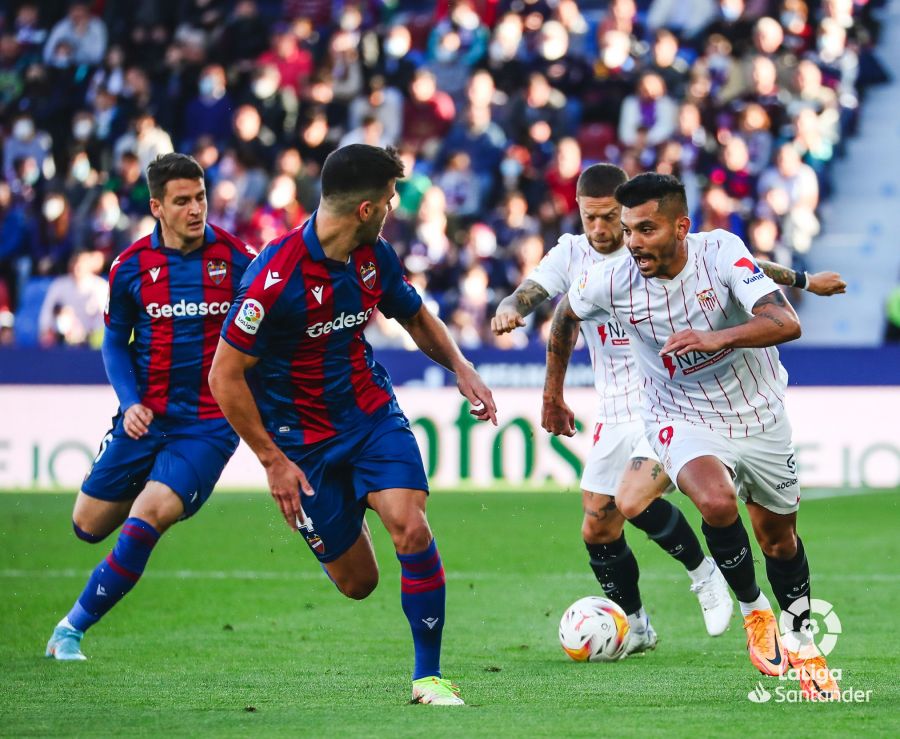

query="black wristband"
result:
[792,271,808,290]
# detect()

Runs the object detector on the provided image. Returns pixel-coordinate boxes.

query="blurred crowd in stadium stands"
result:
[0,0,892,350]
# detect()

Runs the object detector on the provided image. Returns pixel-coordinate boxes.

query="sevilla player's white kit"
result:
[568,229,801,514]
[528,233,657,494]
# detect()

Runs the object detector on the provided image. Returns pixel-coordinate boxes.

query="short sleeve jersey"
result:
[527,234,641,424]
[569,229,788,438]
[221,213,422,446]
[105,223,258,420]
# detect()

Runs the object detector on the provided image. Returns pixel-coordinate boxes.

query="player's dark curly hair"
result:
[615,172,688,216]
[576,163,627,199]
[146,153,204,200]
[321,144,405,212]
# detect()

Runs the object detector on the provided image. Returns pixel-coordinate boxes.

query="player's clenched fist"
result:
[491,308,526,335]
[123,403,154,439]
[807,271,846,296]
[541,396,576,437]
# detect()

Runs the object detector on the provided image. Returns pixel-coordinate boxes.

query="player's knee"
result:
[71,517,109,544]
[582,515,623,544]
[391,520,432,554]
[616,492,645,521]
[339,572,379,600]
[759,531,798,560]
[698,496,739,528]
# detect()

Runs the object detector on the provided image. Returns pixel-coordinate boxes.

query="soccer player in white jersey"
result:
[548,173,839,699]
[494,165,845,657]
[493,165,732,652]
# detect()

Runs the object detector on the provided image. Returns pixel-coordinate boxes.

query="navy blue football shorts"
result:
[284,407,429,563]
[81,413,239,519]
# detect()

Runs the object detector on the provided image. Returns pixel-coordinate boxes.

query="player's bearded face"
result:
[357,183,396,243]
[578,195,622,255]
[621,201,686,278]
[153,178,207,249]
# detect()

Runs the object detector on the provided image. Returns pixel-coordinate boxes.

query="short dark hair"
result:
[576,163,628,198]
[614,172,688,216]
[147,153,204,200]
[321,144,405,211]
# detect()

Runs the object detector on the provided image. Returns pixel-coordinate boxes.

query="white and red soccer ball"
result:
[559,596,630,662]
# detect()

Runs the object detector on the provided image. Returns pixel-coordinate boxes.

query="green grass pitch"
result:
[1,489,897,737]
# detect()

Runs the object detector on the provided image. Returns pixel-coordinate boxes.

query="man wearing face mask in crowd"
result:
[183,64,233,151]
[3,114,52,183]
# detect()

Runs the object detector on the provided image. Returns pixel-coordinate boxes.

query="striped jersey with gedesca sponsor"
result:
[104,223,258,419]
[568,230,789,438]
[221,214,423,447]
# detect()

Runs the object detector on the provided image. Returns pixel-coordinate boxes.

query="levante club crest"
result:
[207,259,228,285]
[360,261,377,289]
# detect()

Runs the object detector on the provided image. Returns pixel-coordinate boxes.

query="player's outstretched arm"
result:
[491,279,551,335]
[209,339,313,527]
[542,295,580,437]
[660,290,801,357]
[758,260,847,296]
[398,304,498,425]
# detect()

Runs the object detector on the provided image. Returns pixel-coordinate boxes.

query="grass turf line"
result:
[1,490,897,737]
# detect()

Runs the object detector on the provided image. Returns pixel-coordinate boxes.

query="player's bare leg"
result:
[320,520,379,600]
[71,493,134,543]
[47,482,184,660]
[745,502,838,699]
[618,460,733,636]
[367,488,462,706]
[581,490,656,655]
[676,456,786,676]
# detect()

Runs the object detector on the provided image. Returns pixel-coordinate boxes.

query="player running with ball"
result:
[210,144,496,706]
[494,164,844,656]
[549,173,840,699]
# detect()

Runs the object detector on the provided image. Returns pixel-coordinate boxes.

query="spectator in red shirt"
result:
[402,69,456,157]
[257,26,314,96]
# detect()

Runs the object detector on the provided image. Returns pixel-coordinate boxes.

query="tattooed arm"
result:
[758,260,847,296]
[491,279,551,335]
[541,295,581,436]
[660,289,801,356]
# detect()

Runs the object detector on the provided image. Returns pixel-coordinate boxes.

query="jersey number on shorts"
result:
[658,426,674,447]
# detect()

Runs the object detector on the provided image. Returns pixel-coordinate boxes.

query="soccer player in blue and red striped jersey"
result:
[209,144,497,706]
[45,154,257,661]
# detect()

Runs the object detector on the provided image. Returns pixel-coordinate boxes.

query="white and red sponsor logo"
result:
[306,307,374,338]
[146,299,231,319]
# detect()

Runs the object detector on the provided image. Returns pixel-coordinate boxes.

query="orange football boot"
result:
[743,609,788,676]
[788,643,841,701]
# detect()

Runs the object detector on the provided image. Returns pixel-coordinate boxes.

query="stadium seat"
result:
[14,277,53,347]
[577,123,620,164]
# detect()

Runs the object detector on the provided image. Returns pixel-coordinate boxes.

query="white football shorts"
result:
[580,418,661,495]
[646,414,801,514]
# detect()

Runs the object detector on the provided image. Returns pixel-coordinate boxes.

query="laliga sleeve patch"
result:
[235,298,265,334]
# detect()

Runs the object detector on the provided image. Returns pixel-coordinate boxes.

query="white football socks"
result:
[738,591,772,617]
[687,556,716,585]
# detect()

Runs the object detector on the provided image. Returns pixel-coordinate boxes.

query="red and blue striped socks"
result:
[67,517,161,632]
[397,538,445,680]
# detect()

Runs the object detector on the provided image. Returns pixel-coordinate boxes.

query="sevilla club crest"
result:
[696,288,718,311]
[207,259,228,285]
[360,261,377,290]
